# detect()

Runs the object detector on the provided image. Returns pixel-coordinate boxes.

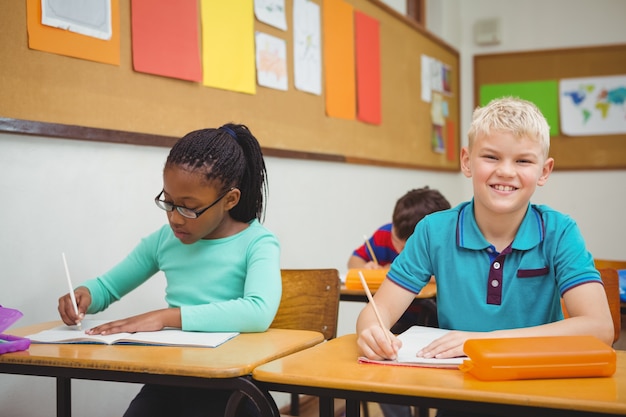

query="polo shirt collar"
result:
[457,200,544,251]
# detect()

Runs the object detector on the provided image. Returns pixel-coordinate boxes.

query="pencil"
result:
[62,253,82,330]
[358,271,392,344]
[363,235,379,265]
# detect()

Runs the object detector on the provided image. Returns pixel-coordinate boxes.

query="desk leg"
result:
[345,399,360,417]
[319,397,335,417]
[56,377,71,417]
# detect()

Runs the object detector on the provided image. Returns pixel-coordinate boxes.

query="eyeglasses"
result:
[154,188,234,219]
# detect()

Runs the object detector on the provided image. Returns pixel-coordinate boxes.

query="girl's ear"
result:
[223,188,241,210]
[460,146,472,178]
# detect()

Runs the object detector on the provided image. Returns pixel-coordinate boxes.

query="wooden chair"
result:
[595,259,626,315]
[599,268,622,344]
[270,269,341,341]
[594,259,626,271]
[562,267,621,345]
[270,268,341,416]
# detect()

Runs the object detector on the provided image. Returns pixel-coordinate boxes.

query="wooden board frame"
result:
[474,44,626,170]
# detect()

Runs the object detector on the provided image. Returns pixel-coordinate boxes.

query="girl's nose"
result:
[168,210,186,225]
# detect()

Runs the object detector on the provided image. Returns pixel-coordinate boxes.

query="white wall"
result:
[380,0,407,15]
[2,1,626,415]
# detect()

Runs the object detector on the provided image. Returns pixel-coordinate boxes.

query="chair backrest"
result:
[594,259,625,344]
[594,258,626,271]
[598,268,621,344]
[562,267,621,344]
[270,269,341,340]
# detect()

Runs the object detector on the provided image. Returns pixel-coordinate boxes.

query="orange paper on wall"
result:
[354,11,381,125]
[446,120,456,162]
[26,0,120,65]
[323,0,355,120]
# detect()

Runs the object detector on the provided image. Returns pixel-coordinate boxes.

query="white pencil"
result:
[359,271,391,344]
[62,253,82,330]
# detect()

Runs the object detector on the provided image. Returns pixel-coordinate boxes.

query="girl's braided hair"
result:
[165,123,267,222]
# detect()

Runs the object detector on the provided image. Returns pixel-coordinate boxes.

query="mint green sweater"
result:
[82,220,281,332]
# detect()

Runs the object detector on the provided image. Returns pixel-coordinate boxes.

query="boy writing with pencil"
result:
[348,187,451,270]
[357,97,613,417]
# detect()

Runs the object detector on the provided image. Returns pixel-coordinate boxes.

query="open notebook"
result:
[358,325,466,369]
[26,320,238,348]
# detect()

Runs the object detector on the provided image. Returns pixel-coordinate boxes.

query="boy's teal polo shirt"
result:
[387,200,601,332]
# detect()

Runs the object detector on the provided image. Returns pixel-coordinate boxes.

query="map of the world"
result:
[560,75,626,136]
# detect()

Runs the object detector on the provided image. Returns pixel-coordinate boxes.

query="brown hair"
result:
[392,187,451,240]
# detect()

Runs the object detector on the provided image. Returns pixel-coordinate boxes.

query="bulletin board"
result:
[0,0,460,171]
[474,44,626,170]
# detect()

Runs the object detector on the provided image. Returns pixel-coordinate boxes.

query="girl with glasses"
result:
[57,123,280,417]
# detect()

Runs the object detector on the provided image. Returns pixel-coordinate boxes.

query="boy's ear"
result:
[537,157,555,186]
[224,188,241,210]
[460,146,472,178]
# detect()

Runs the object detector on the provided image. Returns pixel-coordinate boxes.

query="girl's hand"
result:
[357,324,401,360]
[417,330,483,359]
[85,309,179,335]
[58,286,90,326]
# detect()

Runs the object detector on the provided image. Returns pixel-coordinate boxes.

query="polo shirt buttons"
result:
[493,261,501,269]
[491,280,499,287]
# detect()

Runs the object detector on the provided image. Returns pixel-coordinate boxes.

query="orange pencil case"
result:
[460,336,616,381]
[344,268,387,291]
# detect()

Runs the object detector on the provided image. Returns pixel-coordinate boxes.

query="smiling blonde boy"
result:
[357,97,613,370]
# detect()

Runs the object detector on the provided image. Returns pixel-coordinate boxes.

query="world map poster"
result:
[559,75,626,136]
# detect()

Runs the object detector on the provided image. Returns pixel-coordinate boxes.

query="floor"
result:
[281,395,438,417]
[282,314,626,417]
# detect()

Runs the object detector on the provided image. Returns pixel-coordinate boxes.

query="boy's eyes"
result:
[480,154,534,164]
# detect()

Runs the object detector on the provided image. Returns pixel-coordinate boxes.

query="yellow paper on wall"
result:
[201,0,256,94]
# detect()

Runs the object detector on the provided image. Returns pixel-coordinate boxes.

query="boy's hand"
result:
[362,261,383,270]
[417,330,482,359]
[58,286,90,326]
[357,325,401,360]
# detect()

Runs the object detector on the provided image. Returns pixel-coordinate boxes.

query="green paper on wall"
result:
[480,81,560,136]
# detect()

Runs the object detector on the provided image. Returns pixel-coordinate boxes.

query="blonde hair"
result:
[467,97,550,158]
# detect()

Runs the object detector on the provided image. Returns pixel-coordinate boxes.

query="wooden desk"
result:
[340,280,437,302]
[0,321,324,417]
[254,334,626,417]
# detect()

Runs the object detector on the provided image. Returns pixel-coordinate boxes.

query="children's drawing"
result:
[254,0,286,30]
[293,0,321,95]
[41,0,112,40]
[255,32,288,91]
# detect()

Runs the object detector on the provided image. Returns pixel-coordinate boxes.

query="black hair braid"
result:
[224,123,268,222]
[165,124,268,222]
